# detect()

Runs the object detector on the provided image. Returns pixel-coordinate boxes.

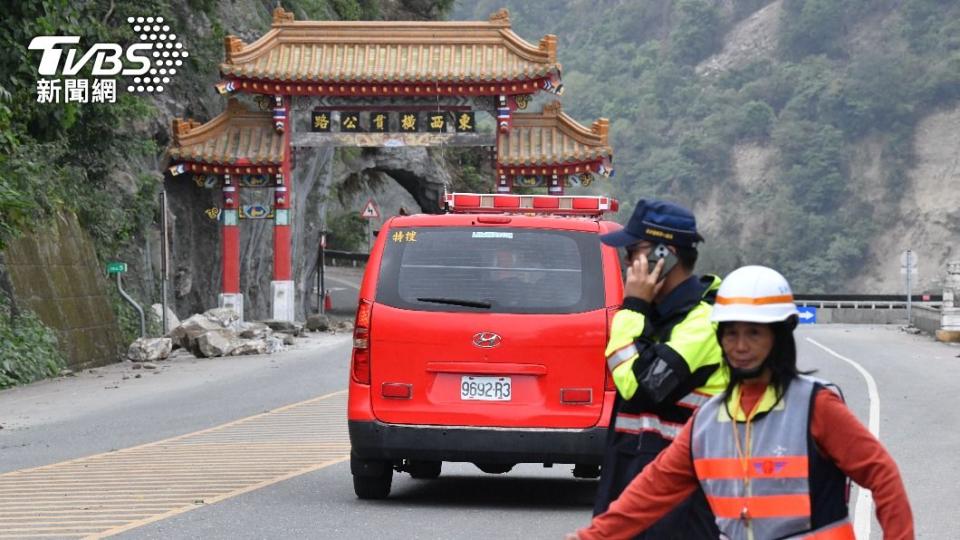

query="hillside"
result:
[455,0,960,294]
[1,0,958,383]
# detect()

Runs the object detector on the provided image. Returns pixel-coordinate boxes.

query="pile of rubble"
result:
[127,308,304,362]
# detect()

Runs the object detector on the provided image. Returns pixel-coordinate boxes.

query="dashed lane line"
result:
[0,390,350,539]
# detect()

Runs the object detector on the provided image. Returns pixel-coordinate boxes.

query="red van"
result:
[347,193,624,498]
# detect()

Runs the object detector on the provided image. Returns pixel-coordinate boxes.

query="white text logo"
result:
[30,16,188,103]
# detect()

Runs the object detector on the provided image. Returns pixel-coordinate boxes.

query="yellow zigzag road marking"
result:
[0,390,350,539]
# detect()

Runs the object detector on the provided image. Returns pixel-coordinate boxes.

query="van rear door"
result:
[370,225,607,429]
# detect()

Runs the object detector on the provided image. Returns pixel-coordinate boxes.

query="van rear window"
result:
[375,227,604,314]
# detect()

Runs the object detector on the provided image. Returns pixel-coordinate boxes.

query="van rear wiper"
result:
[416,297,492,309]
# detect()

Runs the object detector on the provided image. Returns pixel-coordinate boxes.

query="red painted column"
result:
[221,175,240,294]
[273,95,292,281]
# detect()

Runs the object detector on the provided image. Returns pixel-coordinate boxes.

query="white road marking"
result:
[806,337,879,540]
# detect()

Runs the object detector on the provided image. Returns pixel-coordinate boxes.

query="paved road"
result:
[0,333,352,474]
[315,265,362,317]
[1,325,957,538]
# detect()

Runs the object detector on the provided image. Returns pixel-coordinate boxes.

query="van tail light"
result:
[604,306,618,392]
[381,383,412,399]
[351,299,372,384]
[561,388,593,404]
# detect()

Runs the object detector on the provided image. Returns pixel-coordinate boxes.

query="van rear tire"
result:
[351,453,393,499]
[353,468,392,499]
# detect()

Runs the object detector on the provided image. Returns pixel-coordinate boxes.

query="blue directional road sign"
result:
[797,306,817,324]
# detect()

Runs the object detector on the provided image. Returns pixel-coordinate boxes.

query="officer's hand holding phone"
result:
[625,253,664,302]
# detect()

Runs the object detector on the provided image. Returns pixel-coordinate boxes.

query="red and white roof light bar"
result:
[444,193,619,217]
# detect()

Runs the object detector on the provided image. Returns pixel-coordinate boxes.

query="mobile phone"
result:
[647,243,679,281]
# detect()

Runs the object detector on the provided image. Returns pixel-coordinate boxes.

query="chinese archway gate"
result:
[166,8,614,322]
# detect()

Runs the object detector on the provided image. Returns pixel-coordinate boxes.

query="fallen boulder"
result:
[305,314,331,332]
[194,329,240,358]
[238,322,271,340]
[204,308,243,332]
[266,335,285,354]
[168,314,221,350]
[261,320,303,336]
[127,337,173,362]
[275,332,296,346]
[230,339,269,356]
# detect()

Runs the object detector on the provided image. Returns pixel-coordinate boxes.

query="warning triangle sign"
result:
[361,199,380,219]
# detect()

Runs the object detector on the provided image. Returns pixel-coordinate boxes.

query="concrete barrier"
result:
[912,305,941,335]
[811,308,908,325]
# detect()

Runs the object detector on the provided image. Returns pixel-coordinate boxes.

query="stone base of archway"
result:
[219,293,245,323]
[271,280,296,322]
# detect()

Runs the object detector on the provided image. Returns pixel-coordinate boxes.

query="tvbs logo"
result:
[29,16,187,103]
[30,36,152,76]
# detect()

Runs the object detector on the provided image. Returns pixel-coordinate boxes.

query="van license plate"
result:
[460,376,511,401]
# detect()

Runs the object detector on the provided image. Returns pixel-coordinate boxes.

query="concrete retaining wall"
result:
[4,212,124,369]
[912,305,942,335]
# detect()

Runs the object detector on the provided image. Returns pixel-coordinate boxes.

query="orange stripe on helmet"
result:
[707,494,811,519]
[715,294,795,306]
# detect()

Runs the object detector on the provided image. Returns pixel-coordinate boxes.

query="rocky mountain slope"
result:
[693,1,960,293]
[455,0,960,294]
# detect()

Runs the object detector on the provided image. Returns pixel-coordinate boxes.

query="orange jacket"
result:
[577,381,914,540]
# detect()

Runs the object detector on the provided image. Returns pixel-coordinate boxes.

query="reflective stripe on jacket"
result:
[605,275,726,447]
[691,375,852,540]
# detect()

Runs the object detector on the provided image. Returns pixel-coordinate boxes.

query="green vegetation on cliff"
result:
[456,0,960,292]
[0,299,64,389]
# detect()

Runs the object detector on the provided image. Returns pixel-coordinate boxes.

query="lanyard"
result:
[730,389,757,523]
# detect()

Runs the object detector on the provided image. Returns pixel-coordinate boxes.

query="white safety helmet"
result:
[711,265,799,324]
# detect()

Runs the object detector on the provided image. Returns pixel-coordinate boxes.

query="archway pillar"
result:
[219,174,244,321]
[271,95,295,322]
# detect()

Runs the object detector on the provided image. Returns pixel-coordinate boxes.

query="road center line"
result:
[805,337,879,540]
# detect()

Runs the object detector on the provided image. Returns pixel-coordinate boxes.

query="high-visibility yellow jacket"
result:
[605,274,727,451]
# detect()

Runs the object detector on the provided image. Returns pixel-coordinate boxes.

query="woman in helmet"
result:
[568,266,913,540]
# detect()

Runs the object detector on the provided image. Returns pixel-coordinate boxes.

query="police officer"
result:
[594,199,726,539]
[570,266,913,540]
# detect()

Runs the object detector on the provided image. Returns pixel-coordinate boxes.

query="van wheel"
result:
[573,464,601,479]
[351,453,393,499]
[407,460,442,479]
[353,468,392,499]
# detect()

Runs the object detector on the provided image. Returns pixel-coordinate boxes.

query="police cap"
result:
[600,198,704,248]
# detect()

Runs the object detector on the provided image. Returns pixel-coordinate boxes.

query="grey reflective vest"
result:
[690,375,854,540]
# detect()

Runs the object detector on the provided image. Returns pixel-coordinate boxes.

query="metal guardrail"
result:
[325,249,369,266]
[795,294,943,310]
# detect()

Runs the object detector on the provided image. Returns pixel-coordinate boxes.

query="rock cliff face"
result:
[855,106,960,293]
[694,1,960,293]
[696,0,783,77]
